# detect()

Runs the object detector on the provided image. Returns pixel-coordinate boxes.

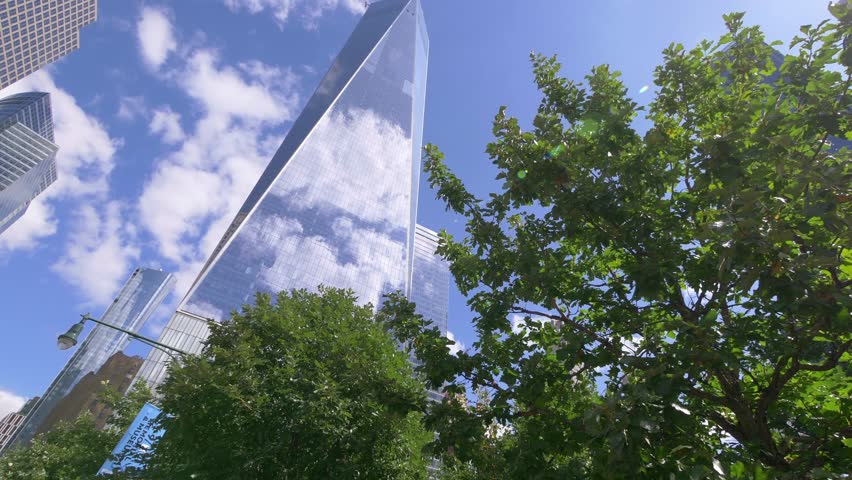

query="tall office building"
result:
[0,0,98,89]
[0,397,37,451]
[410,224,449,335]
[0,91,57,234]
[35,351,143,434]
[6,268,174,448]
[410,224,450,403]
[134,0,429,389]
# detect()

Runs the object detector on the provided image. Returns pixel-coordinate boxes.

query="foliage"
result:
[0,383,151,480]
[386,7,852,479]
[146,287,432,479]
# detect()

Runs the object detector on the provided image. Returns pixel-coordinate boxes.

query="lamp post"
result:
[57,313,191,360]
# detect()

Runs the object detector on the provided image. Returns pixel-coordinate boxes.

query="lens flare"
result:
[549,144,564,157]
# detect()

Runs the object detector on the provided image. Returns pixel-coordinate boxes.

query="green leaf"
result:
[147,288,432,478]
[403,12,852,479]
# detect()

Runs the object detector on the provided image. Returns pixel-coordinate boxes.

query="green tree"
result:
[385,7,851,479]
[0,383,151,480]
[146,287,432,479]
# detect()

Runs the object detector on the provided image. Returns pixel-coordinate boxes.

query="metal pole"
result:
[80,313,193,359]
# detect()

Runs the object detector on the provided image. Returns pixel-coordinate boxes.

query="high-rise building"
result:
[6,268,174,449]
[0,0,98,90]
[410,224,449,335]
[134,0,429,389]
[0,397,38,451]
[410,224,451,404]
[0,91,58,235]
[35,352,144,434]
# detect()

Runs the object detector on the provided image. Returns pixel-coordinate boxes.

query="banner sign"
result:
[97,402,164,475]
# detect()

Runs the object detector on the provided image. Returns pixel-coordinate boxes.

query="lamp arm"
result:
[81,314,192,359]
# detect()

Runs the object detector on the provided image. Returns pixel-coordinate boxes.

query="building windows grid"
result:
[6,268,175,448]
[0,92,57,234]
[134,0,430,391]
[0,0,96,89]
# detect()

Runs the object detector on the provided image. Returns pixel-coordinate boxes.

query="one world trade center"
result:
[135,0,429,388]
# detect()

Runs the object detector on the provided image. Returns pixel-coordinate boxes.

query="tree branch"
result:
[798,340,852,371]
[828,266,852,289]
[705,410,748,446]
[511,303,621,356]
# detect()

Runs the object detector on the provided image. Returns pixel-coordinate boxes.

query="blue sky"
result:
[0,0,831,415]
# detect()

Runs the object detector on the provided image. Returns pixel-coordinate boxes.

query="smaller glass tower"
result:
[410,224,449,335]
[409,224,450,403]
[5,268,175,449]
[0,92,58,235]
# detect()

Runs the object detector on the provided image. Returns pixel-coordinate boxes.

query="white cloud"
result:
[169,106,418,316]
[510,313,526,335]
[136,21,301,298]
[510,313,552,335]
[447,330,464,355]
[0,71,120,270]
[0,198,57,251]
[140,163,228,262]
[623,333,643,355]
[0,388,26,418]
[137,6,177,69]
[52,202,141,305]
[269,108,411,225]
[149,106,185,144]
[222,0,366,29]
[302,0,366,29]
[683,286,712,308]
[141,300,178,338]
[182,50,299,122]
[510,313,554,348]
[1,71,117,198]
[117,95,147,121]
[138,113,280,270]
[247,213,408,309]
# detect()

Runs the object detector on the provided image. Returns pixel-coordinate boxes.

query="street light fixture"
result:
[57,313,191,359]
[57,321,84,350]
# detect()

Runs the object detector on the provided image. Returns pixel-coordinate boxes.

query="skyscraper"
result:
[134,0,429,389]
[410,223,451,403]
[0,91,58,235]
[0,0,98,90]
[410,224,449,335]
[0,397,38,451]
[35,352,143,434]
[6,268,174,448]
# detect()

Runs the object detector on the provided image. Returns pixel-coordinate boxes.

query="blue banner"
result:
[97,402,164,475]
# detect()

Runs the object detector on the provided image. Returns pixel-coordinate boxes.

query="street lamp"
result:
[57,313,191,359]
[57,321,84,350]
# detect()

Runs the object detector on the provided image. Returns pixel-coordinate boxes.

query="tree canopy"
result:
[0,383,150,480]
[386,7,851,479]
[146,287,432,479]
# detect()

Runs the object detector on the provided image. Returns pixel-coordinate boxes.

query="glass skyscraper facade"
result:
[410,224,450,404]
[410,224,449,335]
[6,268,174,449]
[135,0,429,389]
[0,0,98,89]
[0,91,57,235]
